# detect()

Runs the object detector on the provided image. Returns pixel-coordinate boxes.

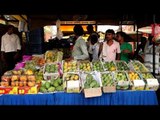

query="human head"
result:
[7,25,15,35]
[105,29,115,41]
[141,36,147,46]
[87,24,94,34]
[116,31,127,43]
[73,24,84,36]
[90,34,98,45]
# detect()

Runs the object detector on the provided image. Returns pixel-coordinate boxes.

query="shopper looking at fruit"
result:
[86,24,99,61]
[116,31,132,63]
[67,25,89,60]
[90,34,101,61]
[100,29,120,61]
[1,25,21,71]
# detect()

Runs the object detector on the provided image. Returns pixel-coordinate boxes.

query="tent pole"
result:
[153,14,156,77]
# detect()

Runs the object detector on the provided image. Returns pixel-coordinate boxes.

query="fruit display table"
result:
[0,90,158,105]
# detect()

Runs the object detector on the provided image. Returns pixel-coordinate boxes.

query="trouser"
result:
[4,52,17,71]
[89,53,93,62]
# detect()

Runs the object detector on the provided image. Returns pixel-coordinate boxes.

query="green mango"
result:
[53,80,59,87]
[48,87,55,92]
[57,78,63,85]
[40,87,47,93]
[45,82,51,89]
[56,86,63,91]
[90,81,97,88]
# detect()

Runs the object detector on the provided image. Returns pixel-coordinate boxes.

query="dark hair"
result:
[90,34,98,45]
[73,24,84,36]
[116,31,131,42]
[7,25,14,30]
[87,25,93,31]
[105,29,115,35]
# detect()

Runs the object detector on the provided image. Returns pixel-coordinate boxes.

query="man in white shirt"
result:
[1,25,21,70]
[68,24,89,60]
[100,29,120,61]
[144,42,160,74]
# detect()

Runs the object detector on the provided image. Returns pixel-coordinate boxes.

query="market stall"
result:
[0,50,159,105]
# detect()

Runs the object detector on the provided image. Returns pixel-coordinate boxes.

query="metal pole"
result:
[136,24,139,54]
[153,14,156,76]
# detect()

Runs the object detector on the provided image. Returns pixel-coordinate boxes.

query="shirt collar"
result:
[77,36,83,40]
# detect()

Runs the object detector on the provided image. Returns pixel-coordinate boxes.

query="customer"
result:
[116,31,132,63]
[90,34,101,61]
[144,37,160,74]
[86,24,99,61]
[100,29,120,61]
[68,24,89,60]
[1,25,21,71]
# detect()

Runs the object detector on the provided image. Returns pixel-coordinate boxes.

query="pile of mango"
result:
[45,51,58,63]
[141,73,155,79]
[79,61,91,72]
[92,61,104,72]
[114,71,128,81]
[101,73,114,86]
[64,74,79,81]
[128,71,141,81]
[132,61,148,72]
[45,64,58,73]
[103,61,116,71]
[116,61,129,71]
[63,61,77,72]
[39,77,63,93]
[84,74,100,89]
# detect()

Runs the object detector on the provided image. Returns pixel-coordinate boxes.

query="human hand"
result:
[65,57,74,61]
[122,50,130,53]
[14,53,19,60]
[1,55,5,62]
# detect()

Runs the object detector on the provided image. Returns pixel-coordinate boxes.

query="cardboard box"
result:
[114,71,130,90]
[100,72,116,93]
[131,80,145,90]
[145,79,159,91]
[84,88,102,98]
[63,72,81,93]
[43,63,60,80]
[66,80,80,93]
[103,86,116,93]
[81,71,102,98]
[0,87,18,94]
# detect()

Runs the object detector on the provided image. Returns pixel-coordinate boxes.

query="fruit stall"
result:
[0,50,158,105]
